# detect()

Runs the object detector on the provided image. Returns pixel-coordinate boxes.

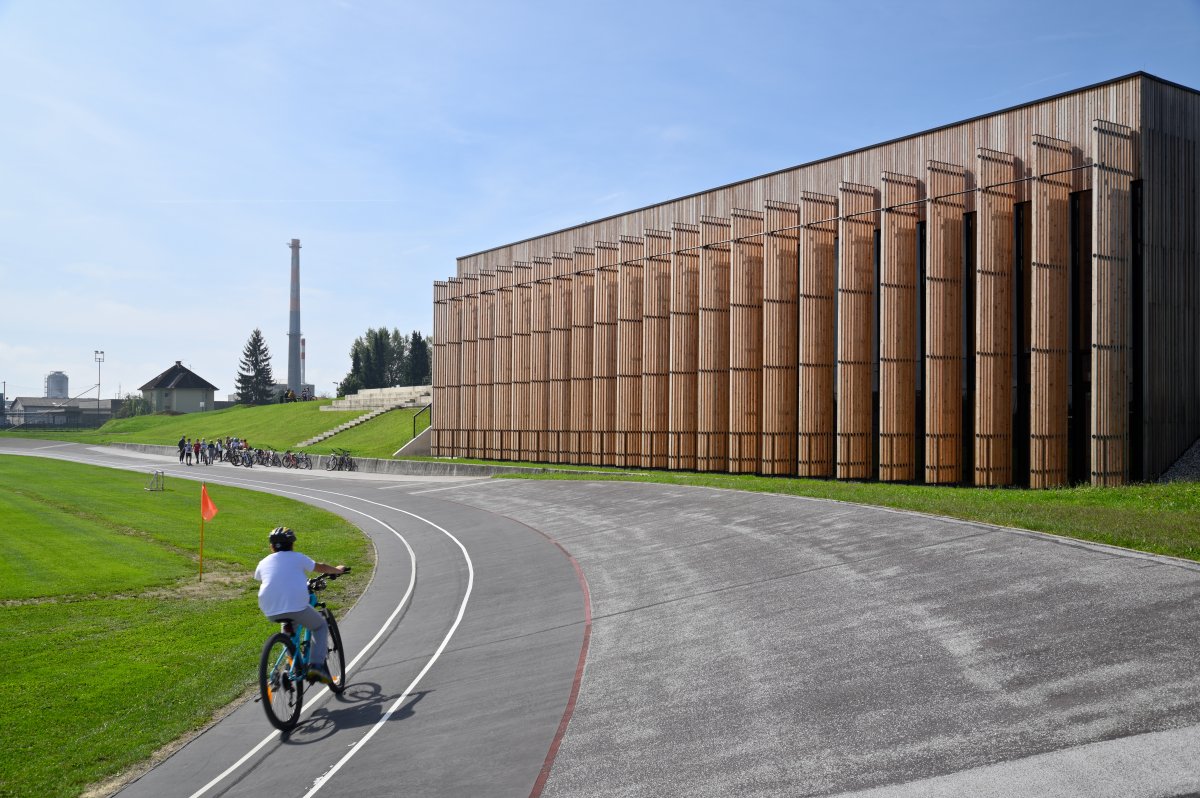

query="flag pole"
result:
[199,484,205,583]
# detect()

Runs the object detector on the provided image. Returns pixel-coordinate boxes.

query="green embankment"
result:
[0,456,372,798]
[0,401,431,459]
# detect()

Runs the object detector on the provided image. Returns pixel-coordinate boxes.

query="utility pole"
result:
[94,350,104,420]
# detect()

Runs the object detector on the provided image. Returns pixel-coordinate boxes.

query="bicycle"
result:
[258,568,351,732]
[324,449,357,472]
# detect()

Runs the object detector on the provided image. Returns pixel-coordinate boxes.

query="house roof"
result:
[139,361,218,392]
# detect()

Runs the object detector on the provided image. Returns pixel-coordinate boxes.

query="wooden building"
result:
[432,73,1200,486]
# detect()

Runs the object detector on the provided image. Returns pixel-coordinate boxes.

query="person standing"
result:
[178,436,187,463]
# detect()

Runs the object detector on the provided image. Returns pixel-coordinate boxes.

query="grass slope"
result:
[1,401,430,460]
[0,456,371,798]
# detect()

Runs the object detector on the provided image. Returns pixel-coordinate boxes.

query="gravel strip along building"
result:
[431,72,1199,487]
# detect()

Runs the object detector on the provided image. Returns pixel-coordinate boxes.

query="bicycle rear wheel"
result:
[324,455,336,471]
[259,632,304,731]
[324,612,347,694]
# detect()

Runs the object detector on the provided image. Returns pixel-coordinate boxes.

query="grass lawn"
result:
[307,406,430,459]
[503,469,1200,562]
[0,401,363,452]
[0,456,372,798]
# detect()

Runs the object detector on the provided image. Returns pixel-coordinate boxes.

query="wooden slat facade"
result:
[432,74,1198,486]
[494,267,515,460]
[593,242,621,465]
[1090,120,1135,486]
[761,201,800,475]
[837,183,876,480]
[729,209,764,473]
[570,249,595,465]
[925,162,967,484]
[477,272,496,460]
[550,253,573,464]
[668,223,700,471]
[616,236,645,467]
[797,192,838,477]
[697,216,732,472]
[879,173,920,482]
[974,149,1018,485]
[641,230,672,469]
[1029,135,1073,488]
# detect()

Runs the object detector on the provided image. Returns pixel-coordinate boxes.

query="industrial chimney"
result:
[287,239,301,393]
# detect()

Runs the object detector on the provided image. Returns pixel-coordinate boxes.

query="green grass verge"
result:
[1,401,430,460]
[0,401,363,452]
[0,456,372,798]
[306,407,430,459]
[499,469,1200,562]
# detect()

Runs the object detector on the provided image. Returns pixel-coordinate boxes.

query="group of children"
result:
[177,436,251,465]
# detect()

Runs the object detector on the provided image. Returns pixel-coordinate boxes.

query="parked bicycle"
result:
[282,451,313,469]
[258,569,351,731]
[324,449,357,472]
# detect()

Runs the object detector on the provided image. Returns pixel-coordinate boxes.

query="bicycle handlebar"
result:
[307,566,351,592]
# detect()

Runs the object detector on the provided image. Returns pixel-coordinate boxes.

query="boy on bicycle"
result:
[254,526,347,684]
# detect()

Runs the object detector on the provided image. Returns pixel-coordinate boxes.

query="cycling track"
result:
[4,439,1200,797]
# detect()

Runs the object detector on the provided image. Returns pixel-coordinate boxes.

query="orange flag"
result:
[201,484,219,521]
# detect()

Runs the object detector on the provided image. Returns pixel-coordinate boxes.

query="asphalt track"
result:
[5,439,1200,797]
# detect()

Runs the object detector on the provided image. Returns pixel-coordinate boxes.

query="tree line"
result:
[337,328,430,397]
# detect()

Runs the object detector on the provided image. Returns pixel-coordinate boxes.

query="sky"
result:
[1,0,1197,403]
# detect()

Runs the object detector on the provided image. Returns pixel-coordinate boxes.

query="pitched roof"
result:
[139,361,218,392]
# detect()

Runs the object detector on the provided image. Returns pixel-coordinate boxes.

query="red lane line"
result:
[495,514,592,798]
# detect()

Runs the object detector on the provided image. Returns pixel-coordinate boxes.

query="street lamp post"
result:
[94,350,104,423]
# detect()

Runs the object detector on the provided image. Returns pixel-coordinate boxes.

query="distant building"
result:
[140,361,218,413]
[7,397,119,427]
[44,371,68,399]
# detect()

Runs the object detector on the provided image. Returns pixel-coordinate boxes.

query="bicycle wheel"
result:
[324,612,347,694]
[347,457,357,472]
[259,632,304,731]
[301,454,312,470]
[324,455,336,471]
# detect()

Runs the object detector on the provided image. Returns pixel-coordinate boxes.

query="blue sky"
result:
[2,0,1197,402]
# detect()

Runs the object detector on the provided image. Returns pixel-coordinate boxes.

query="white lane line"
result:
[301,502,475,797]
[407,480,495,494]
[186,490,417,798]
[33,443,72,450]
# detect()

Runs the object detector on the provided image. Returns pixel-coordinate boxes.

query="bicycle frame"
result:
[269,589,324,689]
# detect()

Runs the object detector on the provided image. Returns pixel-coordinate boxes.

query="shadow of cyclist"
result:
[282,684,431,743]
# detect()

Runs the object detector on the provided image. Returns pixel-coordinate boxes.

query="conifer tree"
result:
[236,328,275,405]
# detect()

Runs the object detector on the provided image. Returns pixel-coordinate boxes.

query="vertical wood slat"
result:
[975,148,1018,485]
[530,258,554,463]
[668,223,701,470]
[797,192,838,477]
[925,162,967,484]
[878,173,920,481]
[729,209,765,473]
[432,280,449,456]
[477,272,497,460]
[446,278,464,455]
[550,252,574,464]
[642,230,672,468]
[459,275,480,458]
[494,268,514,460]
[1030,135,1073,488]
[1091,119,1134,486]
[837,183,877,479]
[512,264,534,460]
[593,242,620,465]
[616,236,645,467]
[762,201,800,475]
[570,249,595,465]
[697,216,732,472]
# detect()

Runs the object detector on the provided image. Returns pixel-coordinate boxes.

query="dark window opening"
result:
[916,219,927,480]
[1068,190,1092,485]
[1130,179,1144,481]
[1013,201,1032,487]
[963,211,976,484]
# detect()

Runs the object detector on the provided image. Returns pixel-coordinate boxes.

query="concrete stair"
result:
[296,407,396,448]
[322,385,432,412]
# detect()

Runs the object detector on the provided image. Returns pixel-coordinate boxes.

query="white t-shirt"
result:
[254,550,317,617]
